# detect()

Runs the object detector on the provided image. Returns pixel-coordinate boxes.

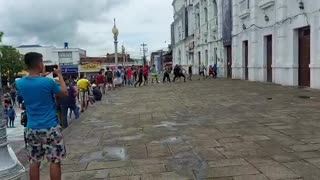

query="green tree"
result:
[0,45,24,83]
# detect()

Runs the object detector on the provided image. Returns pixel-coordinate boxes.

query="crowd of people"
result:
[5,51,219,180]
[87,63,218,90]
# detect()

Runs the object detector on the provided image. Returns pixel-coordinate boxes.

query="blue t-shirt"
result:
[16,76,62,129]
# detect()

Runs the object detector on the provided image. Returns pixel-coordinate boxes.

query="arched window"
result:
[204,8,208,23]
[212,0,218,17]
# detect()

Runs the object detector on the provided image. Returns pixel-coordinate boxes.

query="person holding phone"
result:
[16,52,68,180]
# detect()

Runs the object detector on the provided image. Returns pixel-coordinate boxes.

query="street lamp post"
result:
[0,52,26,179]
[112,18,119,71]
[122,45,125,67]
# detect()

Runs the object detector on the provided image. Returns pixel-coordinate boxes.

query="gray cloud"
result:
[0,0,129,45]
[0,0,172,56]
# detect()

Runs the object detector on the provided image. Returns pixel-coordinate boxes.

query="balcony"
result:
[239,0,250,19]
[258,0,275,9]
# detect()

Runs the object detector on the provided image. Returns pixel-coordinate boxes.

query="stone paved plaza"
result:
[43,78,320,180]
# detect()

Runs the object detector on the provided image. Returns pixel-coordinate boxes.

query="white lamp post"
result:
[122,45,126,67]
[0,51,26,179]
[112,18,119,71]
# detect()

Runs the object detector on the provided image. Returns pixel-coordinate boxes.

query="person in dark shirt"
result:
[188,65,193,81]
[163,65,171,83]
[58,83,78,128]
[134,67,144,87]
[92,84,102,101]
[173,65,186,82]
[10,88,17,106]
[96,69,106,94]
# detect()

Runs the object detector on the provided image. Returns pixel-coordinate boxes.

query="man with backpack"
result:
[105,66,114,90]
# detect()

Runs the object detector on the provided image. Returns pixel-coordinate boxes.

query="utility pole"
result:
[141,43,147,65]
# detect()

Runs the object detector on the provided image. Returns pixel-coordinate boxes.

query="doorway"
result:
[226,46,232,78]
[243,41,249,80]
[266,35,273,82]
[298,27,310,87]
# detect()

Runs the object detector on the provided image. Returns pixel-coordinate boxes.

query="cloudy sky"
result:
[0,0,172,58]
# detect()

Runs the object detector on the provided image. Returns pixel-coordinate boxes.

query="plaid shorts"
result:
[26,126,66,163]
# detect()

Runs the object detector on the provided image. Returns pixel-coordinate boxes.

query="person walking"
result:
[105,66,114,90]
[150,64,159,83]
[208,65,214,78]
[126,67,133,86]
[132,65,137,82]
[188,65,193,81]
[134,67,144,87]
[77,74,91,112]
[213,63,218,78]
[143,65,149,85]
[58,82,79,129]
[10,87,17,106]
[7,105,16,127]
[16,52,68,180]
[163,65,171,83]
[199,64,206,80]
[96,69,106,95]
[173,65,186,82]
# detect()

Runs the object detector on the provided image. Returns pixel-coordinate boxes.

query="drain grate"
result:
[267,97,273,100]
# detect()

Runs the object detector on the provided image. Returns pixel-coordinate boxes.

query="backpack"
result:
[116,70,121,78]
[106,71,113,79]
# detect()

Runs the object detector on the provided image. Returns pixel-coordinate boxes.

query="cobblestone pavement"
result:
[43,78,320,180]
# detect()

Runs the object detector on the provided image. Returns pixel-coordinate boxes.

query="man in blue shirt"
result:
[16,52,68,180]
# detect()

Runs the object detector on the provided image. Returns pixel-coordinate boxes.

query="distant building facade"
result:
[17,44,86,66]
[79,53,135,78]
[171,0,228,76]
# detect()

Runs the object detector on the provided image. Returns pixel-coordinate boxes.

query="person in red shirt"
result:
[143,65,149,85]
[96,69,106,94]
[126,67,133,86]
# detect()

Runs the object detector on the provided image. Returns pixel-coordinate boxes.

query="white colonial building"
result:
[232,0,320,88]
[171,0,195,71]
[17,44,86,66]
[171,0,232,76]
